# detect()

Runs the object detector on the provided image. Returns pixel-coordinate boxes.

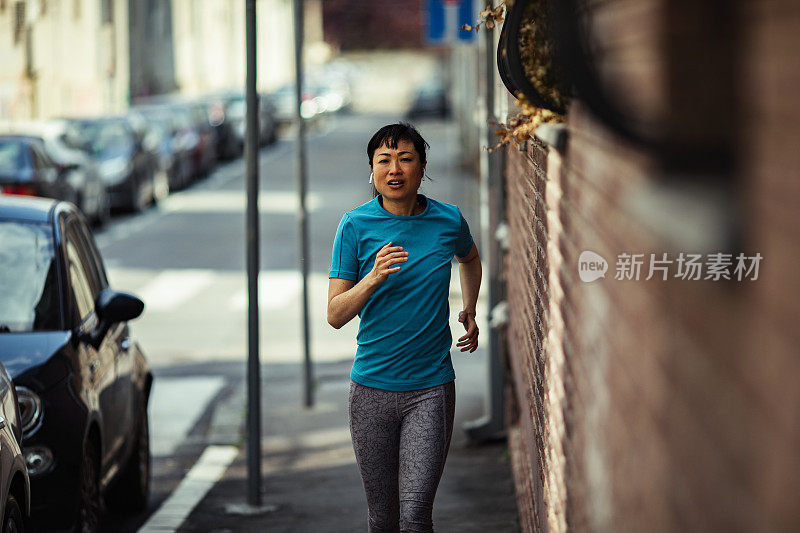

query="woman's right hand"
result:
[369,242,408,285]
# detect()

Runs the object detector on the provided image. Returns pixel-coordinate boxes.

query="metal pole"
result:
[245,0,262,507]
[294,0,314,408]
[465,10,506,442]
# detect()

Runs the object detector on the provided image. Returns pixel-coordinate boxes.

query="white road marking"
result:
[104,266,484,366]
[136,270,215,313]
[158,190,321,214]
[149,376,226,457]
[138,445,238,532]
[228,270,301,310]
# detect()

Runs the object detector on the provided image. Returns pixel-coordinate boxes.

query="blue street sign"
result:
[428,0,446,42]
[457,0,475,41]
[426,0,475,43]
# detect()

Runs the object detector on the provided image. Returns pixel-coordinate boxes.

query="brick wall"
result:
[502,1,800,530]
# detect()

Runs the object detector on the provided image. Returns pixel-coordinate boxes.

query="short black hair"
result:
[367,123,429,167]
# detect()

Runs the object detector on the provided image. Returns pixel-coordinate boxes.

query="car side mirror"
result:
[85,289,144,349]
[96,288,144,323]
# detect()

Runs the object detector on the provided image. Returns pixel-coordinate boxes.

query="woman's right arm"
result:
[327,242,408,329]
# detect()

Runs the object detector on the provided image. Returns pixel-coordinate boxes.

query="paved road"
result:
[95,113,486,530]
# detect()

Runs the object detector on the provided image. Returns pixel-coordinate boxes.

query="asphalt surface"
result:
[91,113,518,531]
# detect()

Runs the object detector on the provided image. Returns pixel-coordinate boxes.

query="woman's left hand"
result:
[456,311,479,353]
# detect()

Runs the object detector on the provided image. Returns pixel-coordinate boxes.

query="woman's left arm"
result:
[456,243,482,353]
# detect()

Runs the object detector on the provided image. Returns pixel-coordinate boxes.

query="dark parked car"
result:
[0,121,110,226]
[65,117,159,212]
[165,102,217,178]
[267,85,323,125]
[205,92,278,158]
[0,361,30,532]
[205,93,245,160]
[406,80,450,119]
[0,196,152,531]
[0,135,80,208]
[257,93,279,146]
[128,106,193,191]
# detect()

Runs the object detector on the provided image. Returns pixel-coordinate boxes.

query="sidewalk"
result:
[177,354,519,532]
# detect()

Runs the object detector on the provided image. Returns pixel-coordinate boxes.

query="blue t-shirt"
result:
[329,194,474,391]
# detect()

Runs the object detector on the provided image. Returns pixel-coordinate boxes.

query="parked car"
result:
[0,134,81,208]
[0,121,110,226]
[205,92,277,158]
[0,196,152,531]
[166,102,217,177]
[128,106,192,191]
[406,80,450,119]
[257,93,279,146]
[306,70,353,116]
[267,85,322,125]
[64,116,159,212]
[0,361,31,532]
[204,92,245,160]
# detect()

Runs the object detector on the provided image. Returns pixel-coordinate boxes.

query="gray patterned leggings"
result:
[348,379,456,533]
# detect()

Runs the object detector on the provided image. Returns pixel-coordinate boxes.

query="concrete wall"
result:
[170,0,300,96]
[0,0,306,119]
[502,0,800,530]
[0,0,130,119]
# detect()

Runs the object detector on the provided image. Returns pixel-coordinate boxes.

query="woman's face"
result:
[371,139,425,203]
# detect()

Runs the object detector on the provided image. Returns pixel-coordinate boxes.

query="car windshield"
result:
[0,220,61,333]
[0,139,28,176]
[79,121,133,160]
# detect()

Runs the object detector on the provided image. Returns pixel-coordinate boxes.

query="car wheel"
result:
[2,494,23,533]
[153,170,170,204]
[75,439,101,533]
[105,401,150,514]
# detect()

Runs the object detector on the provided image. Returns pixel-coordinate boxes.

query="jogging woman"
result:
[327,123,482,532]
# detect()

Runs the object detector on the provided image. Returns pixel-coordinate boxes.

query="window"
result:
[74,220,108,291]
[66,239,93,323]
[101,0,113,24]
[29,142,52,171]
[81,121,134,160]
[65,221,103,324]
[66,221,103,297]
[0,221,60,332]
[0,139,29,175]
[13,2,25,46]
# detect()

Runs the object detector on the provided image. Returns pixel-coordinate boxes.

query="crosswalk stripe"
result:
[158,190,321,214]
[136,269,215,312]
[228,270,301,310]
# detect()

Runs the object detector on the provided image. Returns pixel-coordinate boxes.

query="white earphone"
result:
[369,172,373,184]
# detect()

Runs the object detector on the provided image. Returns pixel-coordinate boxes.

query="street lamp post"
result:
[245,0,262,507]
[294,0,314,408]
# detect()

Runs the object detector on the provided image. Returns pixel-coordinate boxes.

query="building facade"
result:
[0,0,130,119]
[499,1,800,530]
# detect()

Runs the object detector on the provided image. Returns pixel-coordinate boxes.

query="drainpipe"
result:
[464,9,506,443]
